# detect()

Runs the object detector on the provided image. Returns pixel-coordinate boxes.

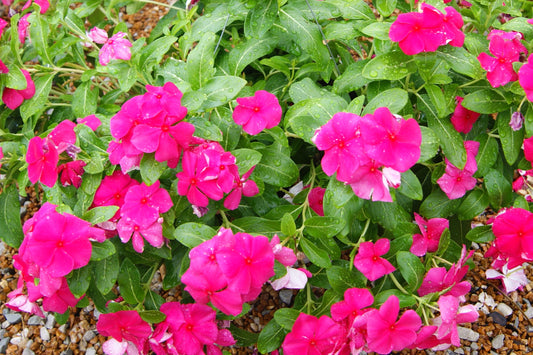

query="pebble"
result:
[86,348,97,355]
[525,306,533,319]
[496,303,513,317]
[458,326,480,342]
[45,314,56,329]
[83,330,96,342]
[279,289,293,305]
[1,321,9,329]
[488,311,507,326]
[492,334,505,350]
[471,342,479,350]
[0,337,10,353]
[2,309,22,324]
[60,350,73,355]
[454,349,465,354]
[40,327,50,342]
[22,348,34,355]
[58,324,68,333]
[0,241,5,255]
[27,315,43,326]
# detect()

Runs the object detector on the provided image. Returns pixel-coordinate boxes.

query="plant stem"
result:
[389,272,409,295]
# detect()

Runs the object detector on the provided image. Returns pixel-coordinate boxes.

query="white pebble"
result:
[492,334,505,350]
[40,327,50,342]
[458,326,479,342]
[496,303,513,317]
[86,348,97,355]
[525,306,533,319]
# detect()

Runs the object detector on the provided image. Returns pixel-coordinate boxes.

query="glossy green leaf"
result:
[198,76,247,110]
[257,320,286,354]
[232,148,263,175]
[364,202,411,231]
[418,126,440,162]
[139,154,167,186]
[462,89,510,114]
[333,60,371,94]
[229,37,278,76]
[273,308,300,330]
[457,190,489,221]
[465,225,495,243]
[436,46,484,79]
[425,84,448,118]
[419,189,461,218]
[92,253,119,295]
[28,12,52,64]
[231,217,282,236]
[281,213,297,237]
[327,0,374,20]
[300,237,331,268]
[396,251,425,293]
[255,143,299,187]
[139,35,177,72]
[139,310,166,323]
[362,51,416,81]
[304,216,345,238]
[497,110,523,165]
[474,134,498,177]
[90,240,117,261]
[398,169,423,200]
[174,223,216,248]
[244,0,278,38]
[72,81,98,118]
[0,184,23,248]
[68,265,92,298]
[118,258,145,305]
[374,0,397,17]
[20,74,55,121]
[82,206,119,225]
[484,169,512,209]
[360,22,392,40]
[374,289,416,307]
[186,32,216,90]
[327,265,366,295]
[362,88,408,115]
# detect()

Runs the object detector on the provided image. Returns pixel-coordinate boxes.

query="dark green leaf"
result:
[118,258,145,305]
[436,46,484,79]
[465,225,495,243]
[304,216,345,238]
[327,0,374,20]
[230,325,259,347]
[484,169,512,209]
[396,251,425,293]
[362,88,408,115]
[497,110,523,165]
[92,253,119,295]
[231,217,281,236]
[20,74,55,121]
[300,237,331,268]
[333,60,371,94]
[163,242,188,290]
[139,36,177,72]
[462,89,510,114]
[257,320,286,354]
[229,37,278,76]
[474,134,498,177]
[186,32,216,90]
[90,240,117,261]
[0,184,24,248]
[232,148,263,175]
[244,0,278,38]
[362,51,416,81]
[29,12,52,64]
[273,308,300,330]
[419,189,462,218]
[68,265,92,298]
[398,169,423,200]
[364,202,411,231]
[418,126,440,162]
[255,144,298,187]
[457,190,489,221]
[327,265,366,295]
[374,289,416,307]
[174,223,216,248]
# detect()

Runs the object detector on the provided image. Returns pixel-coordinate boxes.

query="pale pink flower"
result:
[2,69,35,109]
[270,234,297,267]
[433,295,479,346]
[270,267,310,290]
[450,96,480,134]
[26,137,58,187]
[366,295,422,354]
[88,26,108,44]
[486,263,529,293]
[232,90,282,135]
[353,238,395,281]
[410,213,449,256]
[99,32,132,66]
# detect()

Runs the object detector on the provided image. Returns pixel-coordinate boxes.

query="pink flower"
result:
[116,216,164,253]
[510,111,524,131]
[77,114,102,131]
[478,31,522,87]
[437,140,479,199]
[519,54,533,102]
[270,267,310,290]
[58,160,86,188]
[313,112,365,182]
[18,14,30,44]
[120,181,173,227]
[433,295,479,346]
[0,146,3,170]
[442,6,465,47]
[410,213,449,256]
[366,295,422,354]
[348,160,394,202]
[486,263,529,293]
[524,136,533,164]
[99,32,132,66]
[6,287,44,318]
[450,96,480,134]
[223,166,259,210]
[270,234,297,267]
[389,4,446,55]
[360,107,421,172]
[26,137,59,187]
[308,186,326,216]
[353,238,395,281]
[232,90,282,135]
[492,207,533,267]
[97,310,152,352]
[330,287,374,324]
[282,313,346,355]
[88,26,108,44]
[92,170,140,220]
[22,0,49,13]
[142,82,188,119]
[40,277,81,314]
[2,69,35,109]
[47,120,77,153]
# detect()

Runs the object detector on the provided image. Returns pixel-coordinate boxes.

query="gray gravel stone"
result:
[45,314,56,329]
[0,337,10,354]
[458,326,480,342]
[1,321,9,329]
[58,324,67,333]
[27,315,44,326]
[496,303,513,317]
[279,289,293,305]
[3,311,22,325]
[60,350,73,355]
[492,334,505,350]
[0,241,5,255]
[22,348,34,355]
[86,348,97,355]
[83,330,96,342]
[525,306,533,319]
[40,327,50,342]
[453,349,465,354]
[471,342,479,350]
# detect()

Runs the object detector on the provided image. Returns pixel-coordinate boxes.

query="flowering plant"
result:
[1,0,533,353]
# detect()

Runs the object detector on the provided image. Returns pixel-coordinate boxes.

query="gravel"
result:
[496,303,513,317]
[492,334,505,350]
[458,326,480,342]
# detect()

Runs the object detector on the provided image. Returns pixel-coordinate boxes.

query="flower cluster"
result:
[437,140,479,199]
[7,203,104,316]
[96,306,235,355]
[313,107,421,202]
[181,228,297,315]
[389,3,464,55]
[478,30,527,88]
[410,213,449,257]
[232,90,282,135]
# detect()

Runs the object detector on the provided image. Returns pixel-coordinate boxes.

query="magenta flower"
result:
[57,160,86,188]
[26,137,59,188]
[365,295,422,354]
[142,82,188,119]
[478,31,522,87]
[492,207,533,267]
[524,136,533,164]
[21,0,49,13]
[353,238,395,281]
[442,6,465,47]
[232,90,282,135]
[6,287,44,318]
[92,170,140,220]
[389,4,446,55]
[77,114,102,131]
[282,313,346,355]
[87,26,108,44]
[18,13,30,44]
[450,96,480,134]
[330,287,374,324]
[433,295,479,346]
[410,213,449,256]
[2,69,35,109]
[360,107,421,172]
[116,216,164,253]
[308,186,326,216]
[47,120,77,153]
[348,160,393,202]
[97,310,152,352]
[313,112,365,182]
[519,54,533,102]
[0,146,3,170]
[270,234,297,267]
[120,181,173,227]
[99,32,132,66]
[437,140,479,199]
[40,277,81,314]
[223,166,259,210]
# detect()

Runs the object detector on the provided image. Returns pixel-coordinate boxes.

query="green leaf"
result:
[362,88,408,115]
[364,202,411,231]
[327,265,366,295]
[418,126,440,162]
[362,51,416,81]
[304,216,345,238]
[92,253,119,295]
[257,320,286,354]
[118,258,145,305]
[425,84,448,118]
[28,12,52,64]
[462,89,510,114]
[163,242,188,290]
[415,52,452,85]
[72,81,98,118]
[281,213,297,237]
[396,251,425,293]
[186,32,216,90]
[474,134,498,177]
[326,0,374,20]
[229,36,278,76]
[114,62,137,92]
[255,143,299,187]
[232,148,263,175]
[374,0,397,16]
[457,190,489,221]
[279,7,330,68]
[424,98,466,169]
[140,153,168,185]
[374,289,416,307]
[231,217,281,236]
[67,265,92,298]
[139,310,166,323]
[465,225,495,243]
[20,74,55,121]
[497,110,523,165]
[198,76,247,110]
[174,223,216,248]
[419,189,461,218]
[436,46,484,79]
[360,22,392,40]
[333,60,371,94]
[187,116,222,142]
[139,36,177,72]
[230,324,259,347]
[90,240,117,261]
[347,96,365,115]
[0,184,24,248]
[273,308,300,330]
[398,169,423,200]
[5,66,26,89]
[484,169,512,210]
[212,107,242,151]
[82,206,119,225]
[244,0,278,38]
[300,237,331,268]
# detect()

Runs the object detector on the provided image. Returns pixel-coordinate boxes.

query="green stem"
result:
[389,273,409,295]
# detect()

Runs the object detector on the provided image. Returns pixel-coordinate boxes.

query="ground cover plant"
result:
[1,0,533,353]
